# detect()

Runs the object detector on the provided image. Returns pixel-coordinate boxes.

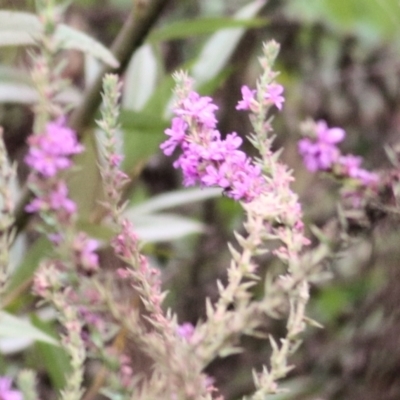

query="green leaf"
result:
[285,0,400,46]
[32,315,68,391]
[0,65,31,84]
[123,44,158,111]
[0,11,41,47]
[120,110,167,132]
[128,187,221,217]
[68,132,103,219]
[142,73,176,117]
[0,11,119,67]
[147,17,268,43]
[55,24,119,68]
[124,212,205,242]
[0,83,36,104]
[120,109,168,171]
[0,311,59,346]
[76,219,114,242]
[6,237,51,296]
[191,0,266,86]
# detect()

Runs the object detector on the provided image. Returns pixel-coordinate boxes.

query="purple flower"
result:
[175,91,218,128]
[298,138,340,172]
[25,197,46,213]
[315,120,345,144]
[25,147,71,177]
[0,377,22,400]
[338,155,378,185]
[338,154,362,175]
[202,163,231,188]
[177,322,194,341]
[160,117,187,156]
[173,142,203,186]
[298,120,345,172]
[236,85,256,111]
[25,119,83,177]
[48,182,76,214]
[162,88,266,202]
[298,121,377,186]
[73,233,99,271]
[264,83,285,110]
[200,132,242,161]
[25,182,76,215]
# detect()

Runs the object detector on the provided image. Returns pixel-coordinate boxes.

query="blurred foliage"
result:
[1,0,400,399]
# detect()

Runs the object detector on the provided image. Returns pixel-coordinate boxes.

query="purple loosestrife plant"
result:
[97,74,214,400]
[25,118,100,400]
[161,41,321,397]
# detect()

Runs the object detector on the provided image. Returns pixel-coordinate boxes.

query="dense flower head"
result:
[161,84,267,202]
[0,377,22,400]
[298,120,377,186]
[175,91,218,129]
[25,119,83,177]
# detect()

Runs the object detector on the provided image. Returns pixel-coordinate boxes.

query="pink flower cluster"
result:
[25,120,81,217]
[25,119,99,271]
[236,83,285,112]
[161,89,267,202]
[25,119,83,177]
[25,181,76,215]
[298,120,378,186]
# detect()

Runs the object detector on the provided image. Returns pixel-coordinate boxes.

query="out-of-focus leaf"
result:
[0,83,81,105]
[120,110,167,132]
[6,237,51,296]
[76,219,114,242]
[32,315,68,391]
[85,54,102,88]
[285,0,400,46]
[0,83,37,104]
[55,24,119,68]
[129,188,221,217]
[0,11,118,66]
[0,311,59,346]
[0,65,31,84]
[124,212,204,242]
[123,44,158,111]
[143,74,176,118]
[148,17,268,42]
[68,132,103,219]
[191,0,266,86]
[315,286,350,324]
[120,109,168,171]
[0,11,41,47]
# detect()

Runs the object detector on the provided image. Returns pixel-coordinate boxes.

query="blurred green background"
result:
[1,0,400,399]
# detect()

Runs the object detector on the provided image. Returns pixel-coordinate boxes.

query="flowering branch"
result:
[97,74,213,399]
[161,40,318,396]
